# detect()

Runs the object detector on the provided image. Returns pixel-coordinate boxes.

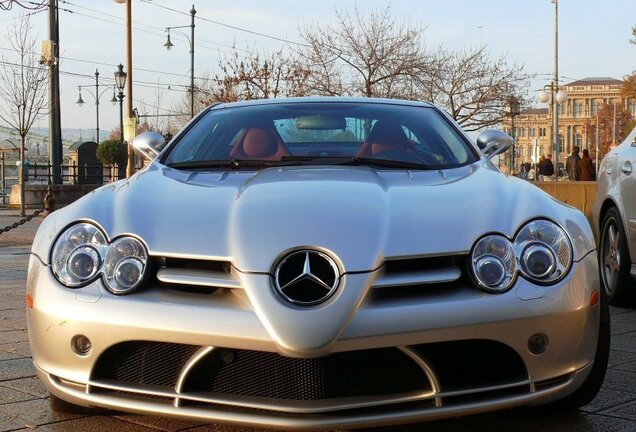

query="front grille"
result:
[91,341,200,387]
[87,339,537,417]
[383,254,466,274]
[180,348,430,400]
[413,340,527,391]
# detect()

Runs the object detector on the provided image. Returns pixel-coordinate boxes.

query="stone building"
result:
[501,77,635,169]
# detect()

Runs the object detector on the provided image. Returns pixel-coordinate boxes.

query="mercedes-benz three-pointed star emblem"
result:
[273,250,340,306]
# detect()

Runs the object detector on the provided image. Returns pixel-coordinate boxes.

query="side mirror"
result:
[131,132,166,161]
[476,129,513,159]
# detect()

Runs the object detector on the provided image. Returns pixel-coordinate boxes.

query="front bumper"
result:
[27,251,600,429]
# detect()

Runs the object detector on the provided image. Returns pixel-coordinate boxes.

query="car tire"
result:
[49,393,111,415]
[599,207,635,306]
[550,286,610,410]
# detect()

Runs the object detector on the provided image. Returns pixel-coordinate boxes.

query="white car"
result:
[593,127,636,305]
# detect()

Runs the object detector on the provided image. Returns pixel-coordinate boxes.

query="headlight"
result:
[514,219,572,284]
[51,222,149,294]
[471,235,516,292]
[470,219,573,293]
[103,237,148,294]
[51,223,107,287]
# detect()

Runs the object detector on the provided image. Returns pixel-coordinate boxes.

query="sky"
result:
[0,0,634,137]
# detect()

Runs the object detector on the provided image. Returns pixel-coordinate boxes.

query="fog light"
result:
[71,335,92,356]
[528,333,548,355]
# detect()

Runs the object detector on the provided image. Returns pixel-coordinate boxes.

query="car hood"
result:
[34,160,595,271]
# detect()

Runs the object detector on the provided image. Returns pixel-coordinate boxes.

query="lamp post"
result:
[538,82,568,178]
[113,0,135,177]
[75,69,118,144]
[506,96,521,174]
[114,64,127,151]
[164,5,196,118]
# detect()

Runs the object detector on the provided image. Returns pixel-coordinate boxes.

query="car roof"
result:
[210,96,435,110]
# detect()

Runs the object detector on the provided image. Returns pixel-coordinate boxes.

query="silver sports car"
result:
[27,98,608,430]
[593,127,636,305]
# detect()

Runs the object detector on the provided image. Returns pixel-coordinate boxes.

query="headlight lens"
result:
[51,222,148,294]
[471,235,515,292]
[103,237,148,294]
[51,223,107,286]
[470,219,573,293]
[515,220,572,283]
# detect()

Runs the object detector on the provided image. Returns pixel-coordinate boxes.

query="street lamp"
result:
[163,5,196,118]
[114,64,127,150]
[75,69,116,143]
[538,83,568,177]
[506,96,521,174]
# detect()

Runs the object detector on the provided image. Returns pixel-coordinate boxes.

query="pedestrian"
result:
[518,164,528,180]
[537,156,546,181]
[542,154,555,180]
[566,146,581,181]
[528,163,536,181]
[579,149,595,181]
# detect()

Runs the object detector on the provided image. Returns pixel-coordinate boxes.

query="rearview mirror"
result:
[476,129,513,159]
[296,115,346,130]
[131,132,166,161]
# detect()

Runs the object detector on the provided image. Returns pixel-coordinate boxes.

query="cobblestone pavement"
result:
[0,209,635,431]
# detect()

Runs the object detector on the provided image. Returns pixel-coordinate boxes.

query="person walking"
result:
[566,146,581,181]
[537,156,546,181]
[542,154,555,180]
[579,149,595,181]
[528,163,536,181]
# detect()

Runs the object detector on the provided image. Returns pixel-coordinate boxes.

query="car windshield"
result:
[162,102,478,169]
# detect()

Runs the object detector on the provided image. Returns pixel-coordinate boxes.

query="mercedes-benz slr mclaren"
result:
[27,98,608,430]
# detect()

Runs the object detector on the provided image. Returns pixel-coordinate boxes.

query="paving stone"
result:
[525,413,636,432]
[607,349,636,369]
[611,310,636,323]
[0,341,32,358]
[581,386,636,413]
[0,349,25,362]
[0,330,27,345]
[0,358,35,381]
[599,399,636,421]
[0,385,39,405]
[601,369,636,394]
[611,333,636,353]
[0,397,79,431]
[25,415,161,431]
[0,377,49,398]
[610,320,636,335]
[114,414,205,432]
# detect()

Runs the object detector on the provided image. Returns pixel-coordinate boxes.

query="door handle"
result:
[621,161,632,175]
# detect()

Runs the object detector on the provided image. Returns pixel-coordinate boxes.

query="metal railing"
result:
[0,162,125,205]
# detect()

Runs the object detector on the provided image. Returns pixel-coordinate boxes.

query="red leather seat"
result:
[356,120,414,158]
[229,128,290,160]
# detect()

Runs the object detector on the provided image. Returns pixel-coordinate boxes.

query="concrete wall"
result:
[9,184,100,209]
[534,181,598,223]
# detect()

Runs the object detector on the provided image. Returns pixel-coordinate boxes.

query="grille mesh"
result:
[182,348,429,400]
[91,341,200,387]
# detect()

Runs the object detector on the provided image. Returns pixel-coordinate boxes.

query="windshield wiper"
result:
[167,159,298,170]
[281,156,429,170]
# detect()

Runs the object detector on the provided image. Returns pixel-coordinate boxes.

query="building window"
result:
[558,134,564,153]
[557,103,565,116]
[573,103,583,118]
[630,102,636,116]
[591,100,600,115]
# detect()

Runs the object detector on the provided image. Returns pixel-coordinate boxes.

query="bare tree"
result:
[296,5,429,98]
[425,46,529,132]
[0,14,48,215]
[200,47,309,104]
[138,80,166,133]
